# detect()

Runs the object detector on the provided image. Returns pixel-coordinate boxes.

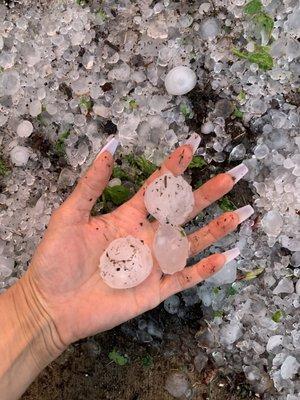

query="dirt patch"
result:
[22,307,256,400]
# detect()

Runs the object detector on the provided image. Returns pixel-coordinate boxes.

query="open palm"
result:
[26,140,242,347]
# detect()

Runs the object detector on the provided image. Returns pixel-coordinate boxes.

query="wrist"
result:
[3,272,66,371]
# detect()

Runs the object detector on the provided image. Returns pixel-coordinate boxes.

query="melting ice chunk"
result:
[144,172,194,226]
[153,224,189,274]
[99,236,153,289]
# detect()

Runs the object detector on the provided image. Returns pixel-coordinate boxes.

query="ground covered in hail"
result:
[0,0,299,399]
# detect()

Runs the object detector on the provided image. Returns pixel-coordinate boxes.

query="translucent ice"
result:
[164,66,196,96]
[220,321,243,346]
[99,236,153,289]
[199,18,220,40]
[273,278,294,294]
[261,210,283,237]
[280,356,299,380]
[266,335,284,353]
[153,224,189,274]
[206,261,237,285]
[164,295,180,314]
[144,173,194,226]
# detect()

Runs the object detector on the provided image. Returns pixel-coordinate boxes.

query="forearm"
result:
[0,273,65,400]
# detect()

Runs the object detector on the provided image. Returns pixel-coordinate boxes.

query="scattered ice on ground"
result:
[99,236,153,289]
[0,1,299,397]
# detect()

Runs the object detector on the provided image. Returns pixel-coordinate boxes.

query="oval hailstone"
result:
[165,66,196,96]
[144,172,194,226]
[17,120,33,138]
[99,236,153,289]
[153,225,189,274]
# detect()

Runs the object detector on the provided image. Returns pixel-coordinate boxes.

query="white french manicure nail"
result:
[228,163,248,183]
[98,137,119,157]
[235,205,254,223]
[184,132,201,154]
[223,247,240,264]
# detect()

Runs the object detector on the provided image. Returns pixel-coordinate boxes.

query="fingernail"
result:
[235,205,254,223]
[223,247,240,264]
[184,132,201,154]
[227,163,248,183]
[98,137,119,157]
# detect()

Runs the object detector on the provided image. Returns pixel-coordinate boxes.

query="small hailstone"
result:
[280,356,300,380]
[201,121,214,134]
[108,178,121,187]
[164,66,197,96]
[0,70,20,96]
[164,295,180,314]
[153,225,189,274]
[144,172,194,226]
[10,146,30,166]
[17,120,34,138]
[29,100,42,117]
[165,372,190,398]
[261,210,283,237]
[199,17,220,40]
[99,236,153,289]
[273,277,294,294]
[266,335,284,353]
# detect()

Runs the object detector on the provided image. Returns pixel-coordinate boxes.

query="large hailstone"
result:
[99,236,153,289]
[153,225,189,274]
[164,66,196,95]
[144,172,194,225]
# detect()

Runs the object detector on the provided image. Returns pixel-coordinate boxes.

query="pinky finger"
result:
[159,248,240,301]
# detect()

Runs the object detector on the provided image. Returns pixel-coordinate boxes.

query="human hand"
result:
[17,137,252,349]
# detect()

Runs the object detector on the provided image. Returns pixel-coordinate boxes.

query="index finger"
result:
[123,133,201,216]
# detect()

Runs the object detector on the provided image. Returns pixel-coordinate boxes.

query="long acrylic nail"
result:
[228,163,248,183]
[184,132,201,154]
[98,137,119,157]
[235,205,254,223]
[223,247,240,264]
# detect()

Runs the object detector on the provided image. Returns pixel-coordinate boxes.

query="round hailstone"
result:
[144,172,194,226]
[164,66,196,96]
[99,236,153,289]
[10,146,30,166]
[153,225,189,274]
[17,120,34,138]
